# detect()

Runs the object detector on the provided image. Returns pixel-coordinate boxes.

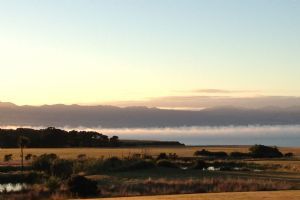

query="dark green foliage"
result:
[46,176,61,193]
[0,127,111,148]
[123,159,156,171]
[0,127,183,148]
[0,165,32,173]
[194,149,228,158]
[102,157,123,171]
[68,175,98,197]
[32,153,58,173]
[3,154,12,162]
[193,160,207,170]
[109,135,120,146]
[157,153,168,160]
[156,159,178,168]
[230,151,251,158]
[51,159,73,179]
[284,152,294,157]
[0,171,42,184]
[18,136,30,148]
[249,145,283,158]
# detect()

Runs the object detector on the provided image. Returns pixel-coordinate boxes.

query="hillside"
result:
[1,102,300,128]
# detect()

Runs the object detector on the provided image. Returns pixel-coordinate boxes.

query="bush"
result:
[32,153,58,173]
[230,152,251,158]
[46,176,61,193]
[68,175,98,197]
[102,157,123,171]
[25,153,33,161]
[124,159,156,171]
[156,159,178,168]
[249,145,283,158]
[51,159,73,179]
[193,160,207,170]
[194,149,228,158]
[3,154,13,162]
[284,152,294,157]
[0,171,42,184]
[157,153,168,160]
[168,153,178,160]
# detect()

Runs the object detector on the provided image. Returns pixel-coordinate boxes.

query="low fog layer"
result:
[99,125,300,146]
[1,125,299,147]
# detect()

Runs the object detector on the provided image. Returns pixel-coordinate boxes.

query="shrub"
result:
[25,154,33,161]
[156,159,178,168]
[32,153,58,173]
[157,153,168,160]
[249,145,283,158]
[68,175,98,197]
[3,154,13,162]
[46,176,61,193]
[284,152,294,157]
[194,149,228,158]
[51,159,73,179]
[142,154,153,160]
[102,157,123,171]
[168,153,178,160]
[230,152,251,158]
[193,160,207,170]
[124,159,156,171]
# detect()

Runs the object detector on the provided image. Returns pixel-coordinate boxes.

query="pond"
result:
[0,183,27,193]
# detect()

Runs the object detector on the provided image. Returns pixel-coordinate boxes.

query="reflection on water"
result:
[0,183,26,193]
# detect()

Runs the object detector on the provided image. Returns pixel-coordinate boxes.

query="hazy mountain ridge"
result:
[1,102,300,128]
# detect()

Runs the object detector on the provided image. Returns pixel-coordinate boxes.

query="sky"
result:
[0,0,300,106]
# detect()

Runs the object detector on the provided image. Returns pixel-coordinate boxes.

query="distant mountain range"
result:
[1,102,300,128]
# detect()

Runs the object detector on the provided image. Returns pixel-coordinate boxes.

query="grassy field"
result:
[1,146,299,160]
[1,146,300,199]
[93,190,300,200]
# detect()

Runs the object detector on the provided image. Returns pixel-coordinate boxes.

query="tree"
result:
[109,136,120,146]
[249,145,283,158]
[18,136,30,172]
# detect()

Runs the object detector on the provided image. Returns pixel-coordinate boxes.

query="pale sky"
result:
[1,0,300,106]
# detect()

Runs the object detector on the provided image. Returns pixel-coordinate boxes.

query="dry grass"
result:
[89,190,300,200]
[248,160,300,172]
[0,146,299,161]
[97,177,295,197]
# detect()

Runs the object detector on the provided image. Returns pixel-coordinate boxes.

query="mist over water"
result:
[2,125,300,147]
[100,125,300,146]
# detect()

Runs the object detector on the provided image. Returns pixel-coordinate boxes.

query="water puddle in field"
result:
[0,183,27,193]
[206,166,220,171]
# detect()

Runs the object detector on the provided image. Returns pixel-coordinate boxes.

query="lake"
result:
[100,125,300,146]
[1,124,300,146]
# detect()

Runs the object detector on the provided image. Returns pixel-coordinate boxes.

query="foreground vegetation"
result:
[0,144,300,199]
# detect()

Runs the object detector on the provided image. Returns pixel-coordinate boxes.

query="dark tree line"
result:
[0,127,120,148]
